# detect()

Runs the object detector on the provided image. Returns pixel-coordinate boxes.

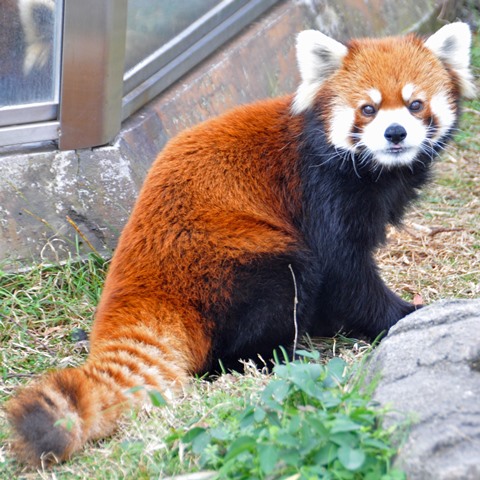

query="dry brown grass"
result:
[377,138,480,305]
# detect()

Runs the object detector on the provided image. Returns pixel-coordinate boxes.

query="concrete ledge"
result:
[0,0,459,268]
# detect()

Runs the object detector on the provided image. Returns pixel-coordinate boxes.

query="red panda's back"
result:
[90,95,304,357]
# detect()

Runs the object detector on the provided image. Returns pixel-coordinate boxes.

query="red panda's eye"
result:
[409,100,424,112]
[361,105,376,116]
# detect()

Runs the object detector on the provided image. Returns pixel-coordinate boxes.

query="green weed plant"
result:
[178,351,405,480]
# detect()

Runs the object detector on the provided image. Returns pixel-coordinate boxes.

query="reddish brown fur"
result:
[92,96,303,367]
[6,96,304,465]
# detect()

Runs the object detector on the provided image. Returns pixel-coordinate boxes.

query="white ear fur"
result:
[292,30,348,113]
[425,22,476,98]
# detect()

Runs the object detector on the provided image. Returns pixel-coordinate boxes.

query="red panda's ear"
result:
[292,30,347,113]
[425,22,476,99]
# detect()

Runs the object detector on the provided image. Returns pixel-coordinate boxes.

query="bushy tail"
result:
[5,347,189,466]
[6,368,95,466]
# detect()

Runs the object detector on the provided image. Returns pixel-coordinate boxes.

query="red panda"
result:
[5,22,475,466]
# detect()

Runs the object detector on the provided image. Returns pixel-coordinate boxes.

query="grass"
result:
[175,354,406,480]
[1,27,479,480]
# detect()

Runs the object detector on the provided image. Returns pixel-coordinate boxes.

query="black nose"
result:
[384,124,407,144]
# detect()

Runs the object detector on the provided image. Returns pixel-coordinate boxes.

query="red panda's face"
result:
[293,24,475,169]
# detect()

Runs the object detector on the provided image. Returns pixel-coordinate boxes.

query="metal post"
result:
[59,0,127,150]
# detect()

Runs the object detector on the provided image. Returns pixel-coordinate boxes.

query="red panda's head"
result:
[293,23,476,168]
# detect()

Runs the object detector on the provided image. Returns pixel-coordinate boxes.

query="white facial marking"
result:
[430,92,456,139]
[367,88,382,106]
[402,84,415,103]
[361,108,427,167]
[328,105,355,150]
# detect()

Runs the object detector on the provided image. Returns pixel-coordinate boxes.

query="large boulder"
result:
[367,299,480,480]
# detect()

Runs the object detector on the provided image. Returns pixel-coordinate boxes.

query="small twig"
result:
[5,373,36,379]
[408,223,464,238]
[463,107,480,116]
[428,227,463,237]
[163,472,217,480]
[22,208,53,229]
[66,215,100,254]
[288,264,299,358]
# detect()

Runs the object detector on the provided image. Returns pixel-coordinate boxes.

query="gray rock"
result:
[367,299,480,480]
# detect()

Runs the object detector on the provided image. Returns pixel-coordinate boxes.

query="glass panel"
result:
[125,0,219,73]
[122,0,278,121]
[0,0,62,109]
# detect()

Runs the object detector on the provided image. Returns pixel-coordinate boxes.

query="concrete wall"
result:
[0,0,461,268]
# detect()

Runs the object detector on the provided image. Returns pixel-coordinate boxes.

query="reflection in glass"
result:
[125,0,219,73]
[0,0,61,108]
